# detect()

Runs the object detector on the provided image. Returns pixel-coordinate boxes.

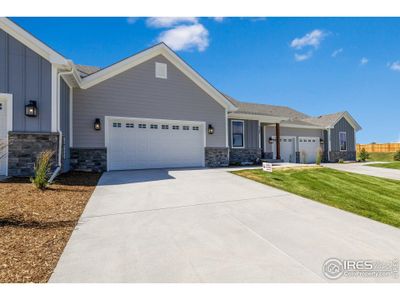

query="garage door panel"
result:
[107,118,205,171]
[299,136,320,164]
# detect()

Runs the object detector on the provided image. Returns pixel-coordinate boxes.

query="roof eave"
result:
[0,17,69,67]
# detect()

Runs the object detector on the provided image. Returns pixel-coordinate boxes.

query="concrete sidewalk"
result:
[50,168,400,283]
[324,162,400,180]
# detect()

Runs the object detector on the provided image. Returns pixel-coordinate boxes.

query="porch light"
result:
[320,138,324,145]
[208,124,214,134]
[25,100,37,117]
[268,137,275,144]
[94,118,101,131]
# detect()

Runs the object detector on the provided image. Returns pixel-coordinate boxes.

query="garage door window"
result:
[139,124,146,129]
[231,120,244,148]
[339,132,347,151]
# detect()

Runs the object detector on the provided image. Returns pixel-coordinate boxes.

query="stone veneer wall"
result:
[205,147,229,167]
[329,151,356,162]
[70,148,107,172]
[8,132,59,177]
[230,148,262,165]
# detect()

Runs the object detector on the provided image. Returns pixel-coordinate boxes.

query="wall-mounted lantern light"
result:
[268,137,275,144]
[94,118,101,131]
[320,138,324,145]
[25,100,38,117]
[208,124,214,134]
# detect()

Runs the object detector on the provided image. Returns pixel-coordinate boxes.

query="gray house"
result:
[0,18,361,177]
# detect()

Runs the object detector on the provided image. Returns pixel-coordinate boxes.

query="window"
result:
[172,125,179,130]
[113,122,121,128]
[161,125,169,129]
[231,120,244,148]
[150,124,158,129]
[183,126,189,130]
[126,123,134,128]
[155,62,167,79]
[192,126,199,131]
[339,132,347,151]
[139,124,146,129]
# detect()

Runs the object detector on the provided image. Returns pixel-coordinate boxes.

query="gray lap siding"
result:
[73,55,226,149]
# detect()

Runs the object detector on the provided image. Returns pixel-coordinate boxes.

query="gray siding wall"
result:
[60,78,70,171]
[263,126,323,152]
[330,117,355,152]
[0,28,52,132]
[228,119,259,148]
[73,55,226,148]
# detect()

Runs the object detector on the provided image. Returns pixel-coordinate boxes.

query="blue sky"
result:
[11,17,400,143]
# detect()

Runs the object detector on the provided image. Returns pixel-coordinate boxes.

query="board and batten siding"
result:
[330,117,355,152]
[73,55,227,148]
[60,78,70,171]
[228,119,259,148]
[0,28,52,132]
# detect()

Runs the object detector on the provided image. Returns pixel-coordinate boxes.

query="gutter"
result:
[48,62,74,183]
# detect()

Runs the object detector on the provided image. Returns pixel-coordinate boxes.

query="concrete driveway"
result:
[50,168,400,283]
[324,162,400,180]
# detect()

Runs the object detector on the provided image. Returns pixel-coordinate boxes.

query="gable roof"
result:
[302,111,362,131]
[75,64,101,77]
[224,94,309,119]
[0,17,69,66]
[78,43,237,111]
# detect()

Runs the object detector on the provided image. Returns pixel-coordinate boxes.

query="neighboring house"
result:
[0,18,362,177]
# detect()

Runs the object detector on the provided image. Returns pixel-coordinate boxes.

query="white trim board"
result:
[0,93,13,176]
[79,43,236,112]
[230,119,245,149]
[0,18,68,66]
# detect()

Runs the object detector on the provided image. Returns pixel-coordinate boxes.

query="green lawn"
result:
[232,167,400,228]
[359,152,395,162]
[368,162,400,170]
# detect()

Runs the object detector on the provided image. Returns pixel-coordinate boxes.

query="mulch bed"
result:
[0,172,101,283]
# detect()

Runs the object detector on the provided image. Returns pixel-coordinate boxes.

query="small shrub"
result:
[338,158,344,164]
[394,150,400,161]
[31,150,54,190]
[316,147,323,165]
[359,148,370,162]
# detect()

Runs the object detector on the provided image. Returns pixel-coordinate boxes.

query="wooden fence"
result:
[356,143,400,153]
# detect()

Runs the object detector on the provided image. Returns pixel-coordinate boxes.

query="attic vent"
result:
[155,62,167,79]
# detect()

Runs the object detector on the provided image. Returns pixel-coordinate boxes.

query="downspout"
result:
[48,63,74,183]
[327,128,331,162]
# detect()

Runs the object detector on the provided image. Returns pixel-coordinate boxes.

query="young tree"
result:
[359,148,370,162]
[394,150,400,161]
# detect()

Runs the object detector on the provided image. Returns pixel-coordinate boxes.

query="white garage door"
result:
[107,117,205,171]
[298,136,320,163]
[0,98,8,175]
[271,136,296,162]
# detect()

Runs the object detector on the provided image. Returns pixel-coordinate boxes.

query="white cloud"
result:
[389,61,400,71]
[360,57,369,65]
[146,17,198,28]
[127,17,139,24]
[213,17,224,22]
[156,24,209,52]
[294,52,313,62]
[331,48,343,57]
[290,29,326,50]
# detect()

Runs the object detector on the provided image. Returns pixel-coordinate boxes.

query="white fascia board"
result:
[331,111,362,132]
[279,123,325,130]
[228,113,288,124]
[0,18,69,66]
[79,43,237,112]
